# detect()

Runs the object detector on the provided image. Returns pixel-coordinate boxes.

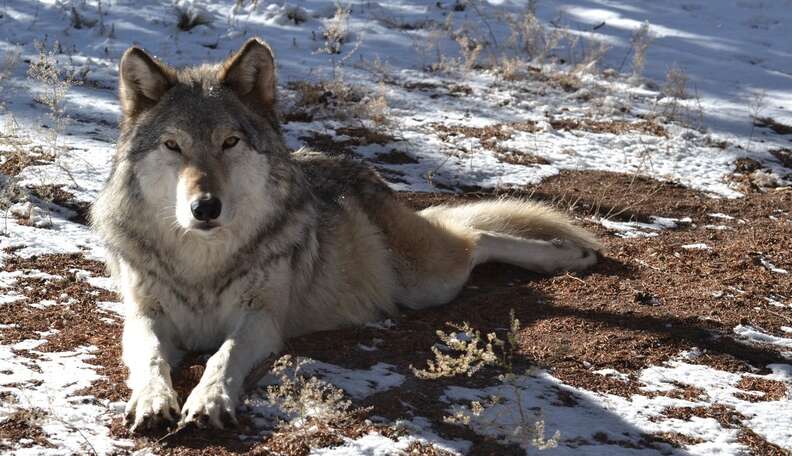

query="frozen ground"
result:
[0,0,790,455]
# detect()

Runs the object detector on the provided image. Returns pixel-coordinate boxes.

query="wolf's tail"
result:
[386,198,601,308]
[418,199,601,251]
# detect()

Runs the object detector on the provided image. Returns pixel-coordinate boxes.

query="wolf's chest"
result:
[162,291,245,351]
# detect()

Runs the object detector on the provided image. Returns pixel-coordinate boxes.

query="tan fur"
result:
[180,162,223,196]
[419,198,602,251]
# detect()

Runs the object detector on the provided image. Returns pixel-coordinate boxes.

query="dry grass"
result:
[629,21,654,80]
[412,311,561,450]
[409,321,505,380]
[174,1,213,31]
[254,355,402,455]
[504,1,565,65]
[286,78,390,126]
[319,3,350,55]
[0,48,19,111]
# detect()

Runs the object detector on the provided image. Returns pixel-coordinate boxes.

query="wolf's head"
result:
[114,38,288,238]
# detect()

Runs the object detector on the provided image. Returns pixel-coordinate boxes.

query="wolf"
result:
[91,38,601,432]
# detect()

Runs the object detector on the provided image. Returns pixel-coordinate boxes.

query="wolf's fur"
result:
[91,38,601,431]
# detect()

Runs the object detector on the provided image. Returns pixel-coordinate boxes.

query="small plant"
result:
[69,5,98,29]
[0,48,20,111]
[413,311,561,450]
[262,355,377,452]
[410,321,503,379]
[455,32,485,73]
[572,37,609,74]
[320,3,350,55]
[663,64,688,101]
[267,355,360,424]
[445,394,560,450]
[359,83,390,127]
[23,40,82,190]
[505,2,566,65]
[629,21,654,80]
[410,310,521,379]
[27,40,80,152]
[286,77,389,126]
[659,63,698,127]
[174,1,213,31]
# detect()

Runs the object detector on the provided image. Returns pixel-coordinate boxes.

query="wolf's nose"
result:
[191,195,222,221]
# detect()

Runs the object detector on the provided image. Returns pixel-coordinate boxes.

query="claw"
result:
[125,380,180,433]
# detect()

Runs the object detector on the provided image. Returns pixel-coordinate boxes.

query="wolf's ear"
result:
[119,47,173,118]
[220,38,277,113]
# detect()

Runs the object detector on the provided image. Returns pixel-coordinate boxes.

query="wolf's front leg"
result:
[123,311,182,432]
[180,309,282,429]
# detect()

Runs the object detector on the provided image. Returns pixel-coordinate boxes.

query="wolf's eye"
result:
[222,136,240,150]
[164,139,181,153]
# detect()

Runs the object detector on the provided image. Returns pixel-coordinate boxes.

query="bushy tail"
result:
[418,198,602,251]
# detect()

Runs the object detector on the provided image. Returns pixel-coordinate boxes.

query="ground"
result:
[0,1,791,455]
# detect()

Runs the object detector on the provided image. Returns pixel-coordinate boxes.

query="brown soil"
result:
[374,149,419,165]
[494,148,550,167]
[432,123,517,144]
[735,376,788,402]
[655,404,744,428]
[0,408,53,450]
[431,119,666,155]
[547,118,667,137]
[298,127,396,158]
[648,432,704,448]
[26,184,92,225]
[0,253,129,402]
[335,126,394,145]
[738,428,792,456]
[0,151,51,177]
[4,170,791,455]
[770,148,792,169]
[753,116,792,135]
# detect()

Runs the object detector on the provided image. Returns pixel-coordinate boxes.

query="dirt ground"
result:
[3,170,791,455]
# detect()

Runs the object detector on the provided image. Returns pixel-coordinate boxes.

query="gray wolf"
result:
[91,38,601,432]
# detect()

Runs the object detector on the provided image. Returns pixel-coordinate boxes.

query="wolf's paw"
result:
[179,381,239,429]
[126,379,180,433]
[550,239,599,272]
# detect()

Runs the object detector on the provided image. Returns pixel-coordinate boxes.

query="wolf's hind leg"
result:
[385,199,599,310]
[383,206,478,310]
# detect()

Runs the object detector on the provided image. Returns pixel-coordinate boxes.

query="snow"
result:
[593,368,630,382]
[758,257,789,274]
[598,215,691,238]
[301,361,405,400]
[0,343,133,454]
[1,0,790,200]
[733,325,792,356]
[443,357,792,454]
[681,243,710,250]
[0,0,791,454]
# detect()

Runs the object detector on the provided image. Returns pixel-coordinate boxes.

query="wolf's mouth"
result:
[192,222,220,231]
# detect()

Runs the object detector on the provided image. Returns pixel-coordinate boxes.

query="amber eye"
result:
[222,136,240,150]
[164,139,181,152]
